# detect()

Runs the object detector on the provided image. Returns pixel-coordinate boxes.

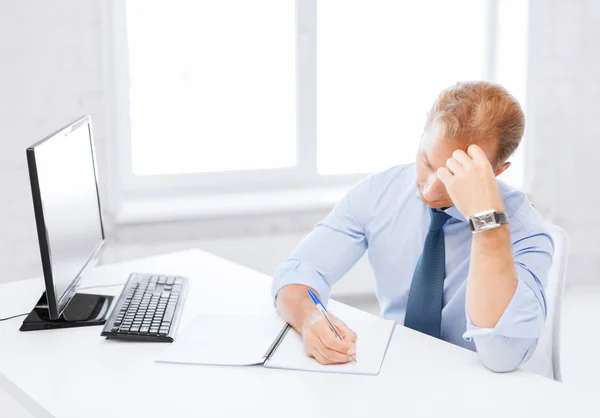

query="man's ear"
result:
[493,161,511,177]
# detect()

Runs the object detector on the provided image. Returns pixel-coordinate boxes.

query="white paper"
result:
[157,313,288,366]
[265,313,395,376]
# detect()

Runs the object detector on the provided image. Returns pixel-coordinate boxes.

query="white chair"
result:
[522,222,569,381]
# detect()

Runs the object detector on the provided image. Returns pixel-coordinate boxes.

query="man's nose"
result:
[424,175,445,201]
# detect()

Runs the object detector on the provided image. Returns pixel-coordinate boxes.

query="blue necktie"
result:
[404,208,451,339]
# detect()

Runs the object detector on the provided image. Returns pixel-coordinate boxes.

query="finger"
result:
[436,167,453,185]
[445,157,463,175]
[452,149,471,165]
[343,331,357,345]
[309,349,331,365]
[318,327,351,353]
[466,144,488,163]
[314,340,353,364]
[332,318,358,344]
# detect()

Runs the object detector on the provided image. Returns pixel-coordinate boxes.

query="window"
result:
[317,1,486,175]
[123,0,528,194]
[126,1,296,176]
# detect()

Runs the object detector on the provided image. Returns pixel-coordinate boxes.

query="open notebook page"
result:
[157,313,287,366]
[265,313,395,375]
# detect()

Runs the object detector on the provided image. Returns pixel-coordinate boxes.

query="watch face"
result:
[472,213,497,231]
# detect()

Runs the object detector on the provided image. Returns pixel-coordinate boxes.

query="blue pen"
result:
[307,288,357,362]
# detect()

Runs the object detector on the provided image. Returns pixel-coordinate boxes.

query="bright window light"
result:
[127,1,296,176]
[124,0,528,189]
[317,0,486,175]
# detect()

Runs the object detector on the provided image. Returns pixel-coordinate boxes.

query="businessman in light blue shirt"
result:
[272,81,553,372]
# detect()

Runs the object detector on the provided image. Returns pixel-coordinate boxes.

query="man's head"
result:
[416,81,525,208]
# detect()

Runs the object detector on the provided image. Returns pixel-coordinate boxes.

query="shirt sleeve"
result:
[271,176,373,306]
[462,230,554,372]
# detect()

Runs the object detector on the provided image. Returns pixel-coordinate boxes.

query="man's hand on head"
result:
[436,144,505,218]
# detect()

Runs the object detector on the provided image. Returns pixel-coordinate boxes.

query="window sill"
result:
[113,186,350,226]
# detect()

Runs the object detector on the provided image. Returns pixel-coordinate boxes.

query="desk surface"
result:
[0,249,597,418]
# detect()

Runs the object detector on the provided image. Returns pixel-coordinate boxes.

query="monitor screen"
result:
[28,116,105,317]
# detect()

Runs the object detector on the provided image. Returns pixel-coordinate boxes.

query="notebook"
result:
[156,304,395,376]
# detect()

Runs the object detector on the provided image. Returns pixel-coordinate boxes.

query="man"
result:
[271,81,553,372]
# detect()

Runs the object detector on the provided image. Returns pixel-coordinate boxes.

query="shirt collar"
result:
[415,189,468,224]
[442,206,468,224]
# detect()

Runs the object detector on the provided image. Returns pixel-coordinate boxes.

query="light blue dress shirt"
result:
[272,164,553,372]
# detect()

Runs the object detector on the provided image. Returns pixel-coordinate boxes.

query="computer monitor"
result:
[20,115,114,331]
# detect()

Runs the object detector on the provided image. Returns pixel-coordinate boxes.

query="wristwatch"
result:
[469,209,509,234]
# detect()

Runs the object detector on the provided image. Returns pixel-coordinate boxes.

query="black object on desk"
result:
[101,273,188,342]
[20,292,114,331]
[22,115,113,332]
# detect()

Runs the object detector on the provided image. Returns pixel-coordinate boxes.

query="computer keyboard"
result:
[101,273,188,342]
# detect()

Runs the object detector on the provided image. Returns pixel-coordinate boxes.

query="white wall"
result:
[0,0,109,283]
[527,0,600,287]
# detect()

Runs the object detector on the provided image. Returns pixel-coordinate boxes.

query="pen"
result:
[307,288,357,363]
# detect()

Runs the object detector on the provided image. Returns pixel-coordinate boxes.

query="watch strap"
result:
[494,211,509,225]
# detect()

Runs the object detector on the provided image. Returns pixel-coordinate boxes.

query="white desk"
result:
[0,249,597,418]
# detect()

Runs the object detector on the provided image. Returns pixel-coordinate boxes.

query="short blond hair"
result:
[424,81,525,165]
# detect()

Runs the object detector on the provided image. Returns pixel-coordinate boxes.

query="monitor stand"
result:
[19,292,114,331]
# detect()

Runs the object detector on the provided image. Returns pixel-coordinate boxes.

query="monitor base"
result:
[19,292,114,331]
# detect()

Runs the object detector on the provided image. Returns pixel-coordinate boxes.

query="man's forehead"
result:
[422,126,497,164]
[422,135,466,161]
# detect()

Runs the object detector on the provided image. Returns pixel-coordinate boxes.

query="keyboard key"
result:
[140,326,150,333]
[175,277,184,285]
[167,277,175,285]
[163,306,176,323]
